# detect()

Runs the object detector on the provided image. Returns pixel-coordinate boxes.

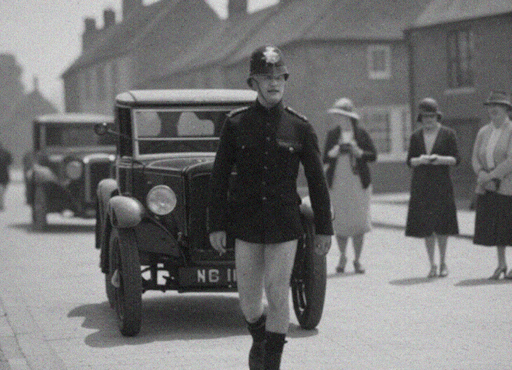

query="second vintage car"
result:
[24,113,116,230]
[95,89,327,336]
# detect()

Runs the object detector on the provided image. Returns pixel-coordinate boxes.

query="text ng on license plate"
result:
[179,267,237,286]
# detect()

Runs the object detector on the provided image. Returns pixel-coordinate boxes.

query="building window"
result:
[111,63,118,94]
[447,29,474,88]
[97,65,105,100]
[360,105,411,161]
[367,45,391,80]
[363,110,391,153]
[84,69,92,100]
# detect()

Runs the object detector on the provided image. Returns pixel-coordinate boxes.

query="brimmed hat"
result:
[327,98,360,120]
[247,45,289,86]
[483,91,512,110]
[417,97,442,121]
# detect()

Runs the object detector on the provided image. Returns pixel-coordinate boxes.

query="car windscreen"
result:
[42,124,116,148]
[133,108,229,155]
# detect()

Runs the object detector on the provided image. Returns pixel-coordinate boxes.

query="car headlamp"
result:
[65,160,83,180]
[147,185,176,216]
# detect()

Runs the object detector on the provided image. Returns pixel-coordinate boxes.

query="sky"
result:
[0,0,278,111]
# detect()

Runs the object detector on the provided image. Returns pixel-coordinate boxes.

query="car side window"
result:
[134,111,163,137]
[177,112,214,137]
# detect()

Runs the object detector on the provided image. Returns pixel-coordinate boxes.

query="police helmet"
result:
[247,45,289,86]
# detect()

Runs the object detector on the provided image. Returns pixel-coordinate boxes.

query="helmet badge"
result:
[262,46,280,64]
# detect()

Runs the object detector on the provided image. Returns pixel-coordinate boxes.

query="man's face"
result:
[487,104,508,123]
[251,74,286,106]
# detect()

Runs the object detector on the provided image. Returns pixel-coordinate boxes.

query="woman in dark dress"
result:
[0,141,12,210]
[405,98,460,278]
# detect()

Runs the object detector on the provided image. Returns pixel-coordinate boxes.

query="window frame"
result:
[446,29,474,88]
[367,45,392,80]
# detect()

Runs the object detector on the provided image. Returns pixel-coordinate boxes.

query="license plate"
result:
[178,266,237,287]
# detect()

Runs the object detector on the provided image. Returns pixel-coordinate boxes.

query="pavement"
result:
[0,170,495,370]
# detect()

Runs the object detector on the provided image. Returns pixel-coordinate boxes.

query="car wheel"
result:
[32,186,48,230]
[108,227,142,336]
[291,214,327,330]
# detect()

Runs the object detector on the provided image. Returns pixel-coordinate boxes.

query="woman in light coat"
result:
[472,91,512,280]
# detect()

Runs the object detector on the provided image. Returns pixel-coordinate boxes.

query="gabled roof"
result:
[226,0,333,66]
[164,6,276,75]
[304,0,432,41]
[63,0,177,76]
[225,0,431,67]
[411,0,512,29]
[63,0,219,76]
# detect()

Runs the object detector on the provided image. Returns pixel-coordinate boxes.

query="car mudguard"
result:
[97,179,118,210]
[32,164,59,184]
[108,195,145,228]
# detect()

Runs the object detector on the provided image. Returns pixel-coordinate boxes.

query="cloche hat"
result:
[327,98,360,120]
[483,91,512,110]
[417,97,442,121]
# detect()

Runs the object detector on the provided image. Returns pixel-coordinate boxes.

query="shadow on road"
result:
[69,294,247,348]
[9,222,95,233]
[327,272,361,279]
[388,277,438,286]
[68,293,319,348]
[455,278,512,287]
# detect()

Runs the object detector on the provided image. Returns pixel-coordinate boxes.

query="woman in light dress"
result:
[323,98,377,274]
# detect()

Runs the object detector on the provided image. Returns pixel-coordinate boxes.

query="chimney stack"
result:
[228,0,247,19]
[103,9,116,29]
[123,0,143,20]
[82,17,99,51]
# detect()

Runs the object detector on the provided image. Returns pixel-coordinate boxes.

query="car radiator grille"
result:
[188,173,210,253]
[85,160,113,203]
[188,173,235,262]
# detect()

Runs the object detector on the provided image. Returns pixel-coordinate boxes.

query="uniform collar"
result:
[254,99,284,114]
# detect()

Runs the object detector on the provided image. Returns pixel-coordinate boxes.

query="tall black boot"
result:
[264,331,286,370]
[247,315,266,370]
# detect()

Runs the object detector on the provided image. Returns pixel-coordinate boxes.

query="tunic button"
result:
[262,196,267,201]
[262,181,266,185]
[263,166,268,170]
[266,137,271,141]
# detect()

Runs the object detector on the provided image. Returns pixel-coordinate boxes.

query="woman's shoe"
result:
[353,261,365,274]
[489,266,507,280]
[439,263,449,277]
[335,256,347,273]
[427,264,437,278]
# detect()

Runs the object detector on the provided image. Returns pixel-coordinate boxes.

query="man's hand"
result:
[348,141,364,158]
[314,234,332,255]
[477,170,491,185]
[209,231,227,255]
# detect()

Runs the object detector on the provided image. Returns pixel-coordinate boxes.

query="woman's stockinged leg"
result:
[497,246,507,268]
[425,235,436,266]
[235,239,266,323]
[263,240,298,333]
[352,233,364,262]
[437,234,448,265]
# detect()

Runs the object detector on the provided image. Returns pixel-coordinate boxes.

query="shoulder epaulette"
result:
[285,106,308,121]
[227,106,250,118]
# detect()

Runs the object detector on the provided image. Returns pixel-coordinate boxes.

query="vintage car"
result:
[25,113,116,230]
[95,89,327,336]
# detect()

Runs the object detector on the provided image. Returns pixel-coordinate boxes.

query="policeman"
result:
[208,45,333,370]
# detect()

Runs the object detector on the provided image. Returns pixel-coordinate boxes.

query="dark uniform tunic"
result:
[208,100,333,244]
